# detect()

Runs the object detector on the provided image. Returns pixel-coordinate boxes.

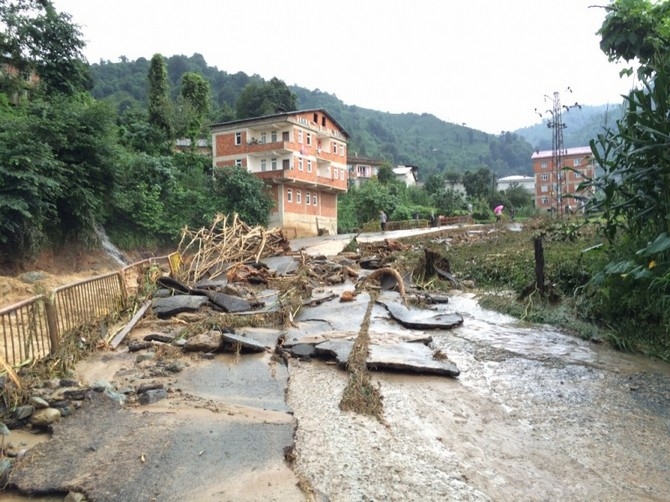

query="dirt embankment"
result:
[0,247,166,309]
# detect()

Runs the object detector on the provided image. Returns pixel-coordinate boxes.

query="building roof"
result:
[210,108,350,139]
[347,155,385,166]
[531,146,592,159]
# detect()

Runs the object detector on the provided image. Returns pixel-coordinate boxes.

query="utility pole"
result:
[536,89,580,219]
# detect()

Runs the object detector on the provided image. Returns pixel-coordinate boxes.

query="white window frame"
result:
[261,159,267,171]
[541,185,549,193]
[306,133,312,146]
[287,188,292,202]
[306,192,311,205]
[332,142,337,153]
[298,158,303,171]
[541,161,548,169]
[573,158,580,167]
[235,132,242,145]
[541,173,549,181]
[541,196,548,204]
[298,130,303,143]
[313,193,318,206]
[260,132,266,144]
[271,158,277,170]
[574,170,582,178]
[235,159,242,167]
[296,190,302,204]
[271,131,277,142]
[307,160,312,173]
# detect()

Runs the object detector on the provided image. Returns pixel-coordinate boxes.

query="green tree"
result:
[178,72,210,148]
[424,173,445,196]
[463,167,493,198]
[147,53,173,152]
[235,77,297,119]
[0,0,91,97]
[213,167,274,226]
[376,164,395,184]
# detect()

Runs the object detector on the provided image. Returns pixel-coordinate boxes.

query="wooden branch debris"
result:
[175,213,290,285]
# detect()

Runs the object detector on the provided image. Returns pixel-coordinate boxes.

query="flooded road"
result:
[4,224,670,501]
[288,290,670,501]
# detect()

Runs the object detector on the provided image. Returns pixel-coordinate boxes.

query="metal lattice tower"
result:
[540,90,580,218]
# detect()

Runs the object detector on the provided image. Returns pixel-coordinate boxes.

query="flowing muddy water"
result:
[288,291,670,501]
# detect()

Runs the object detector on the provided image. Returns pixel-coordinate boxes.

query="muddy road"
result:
[3,226,670,501]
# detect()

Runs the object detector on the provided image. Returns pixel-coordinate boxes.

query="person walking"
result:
[379,210,387,233]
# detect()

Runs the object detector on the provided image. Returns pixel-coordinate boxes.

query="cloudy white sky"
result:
[52,0,635,134]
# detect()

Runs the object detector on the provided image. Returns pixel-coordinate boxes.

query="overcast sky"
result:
[52,0,636,134]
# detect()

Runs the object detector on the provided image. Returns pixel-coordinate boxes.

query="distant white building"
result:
[393,165,418,186]
[497,175,535,193]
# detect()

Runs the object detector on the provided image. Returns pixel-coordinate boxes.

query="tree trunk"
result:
[534,236,545,295]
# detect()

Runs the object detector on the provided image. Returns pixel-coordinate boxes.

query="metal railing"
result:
[0,252,179,368]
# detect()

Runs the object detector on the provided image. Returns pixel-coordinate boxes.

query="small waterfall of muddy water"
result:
[94,226,128,266]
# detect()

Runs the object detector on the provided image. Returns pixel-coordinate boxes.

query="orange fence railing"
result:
[0,252,179,368]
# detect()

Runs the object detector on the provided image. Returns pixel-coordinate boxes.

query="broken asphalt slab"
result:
[9,392,301,502]
[382,300,464,330]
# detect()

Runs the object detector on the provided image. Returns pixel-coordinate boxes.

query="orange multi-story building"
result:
[211,109,349,237]
[531,146,594,214]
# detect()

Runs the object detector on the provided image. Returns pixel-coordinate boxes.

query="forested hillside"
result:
[90,54,535,179]
[514,103,624,150]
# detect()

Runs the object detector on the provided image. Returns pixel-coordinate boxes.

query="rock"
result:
[31,407,62,427]
[314,340,354,366]
[201,291,252,313]
[183,330,223,352]
[19,271,47,283]
[103,388,126,406]
[0,458,11,486]
[135,352,155,363]
[137,382,164,394]
[138,389,168,405]
[59,379,80,387]
[128,341,153,352]
[143,333,175,343]
[13,405,35,420]
[62,388,88,400]
[164,361,185,373]
[259,256,299,275]
[28,396,49,409]
[65,491,87,502]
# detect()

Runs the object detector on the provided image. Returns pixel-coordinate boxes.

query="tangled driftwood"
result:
[175,213,290,284]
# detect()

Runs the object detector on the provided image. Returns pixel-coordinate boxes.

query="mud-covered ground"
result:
[3,226,670,501]
[287,291,670,502]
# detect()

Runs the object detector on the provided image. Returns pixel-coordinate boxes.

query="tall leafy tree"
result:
[178,72,210,148]
[0,0,91,96]
[147,53,173,152]
[212,167,274,226]
[235,77,296,119]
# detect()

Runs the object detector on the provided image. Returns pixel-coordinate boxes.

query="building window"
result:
[574,171,582,178]
[271,158,277,170]
[271,131,277,142]
[235,159,242,167]
[307,160,312,173]
[261,159,267,171]
[283,159,290,170]
[298,130,303,143]
[298,158,303,171]
[541,196,548,205]
[235,132,242,145]
[339,145,344,155]
[296,190,302,204]
[541,185,549,193]
[322,116,326,127]
[340,169,344,180]
[313,113,318,123]
[260,132,266,144]
[313,193,318,206]
[306,193,311,205]
[306,133,312,146]
[541,173,549,181]
[332,142,337,153]
[573,158,580,167]
[287,188,292,202]
[541,161,548,169]
[282,131,289,141]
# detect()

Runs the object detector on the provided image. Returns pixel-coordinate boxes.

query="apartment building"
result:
[531,146,594,214]
[211,109,349,237]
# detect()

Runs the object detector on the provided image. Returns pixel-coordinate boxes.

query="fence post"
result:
[45,295,59,355]
[117,270,128,308]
